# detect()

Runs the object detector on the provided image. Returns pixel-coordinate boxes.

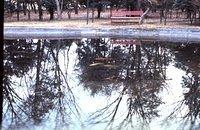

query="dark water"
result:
[3,38,200,130]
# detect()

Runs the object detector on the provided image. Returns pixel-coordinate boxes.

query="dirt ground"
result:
[4,9,200,29]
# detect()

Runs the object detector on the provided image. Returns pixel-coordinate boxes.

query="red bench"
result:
[111,9,143,24]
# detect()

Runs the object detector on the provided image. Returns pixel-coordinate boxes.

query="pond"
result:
[2,38,200,130]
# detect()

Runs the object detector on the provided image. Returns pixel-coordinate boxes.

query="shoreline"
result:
[4,26,200,43]
[4,19,200,43]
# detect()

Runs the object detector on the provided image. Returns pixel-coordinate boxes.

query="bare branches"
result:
[49,41,82,126]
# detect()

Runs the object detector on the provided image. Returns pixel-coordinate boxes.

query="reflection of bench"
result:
[111,10,143,24]
[110,39,141,45]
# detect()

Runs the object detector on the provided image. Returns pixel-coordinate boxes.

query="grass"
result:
[4,10,200,29]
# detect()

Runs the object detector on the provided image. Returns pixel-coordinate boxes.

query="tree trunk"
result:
[160,9,164,24]
[38,0,43,20]
[189,12,193,24]
[169,9,172,19]
[23,2,26,15]
[28,6,31,20]
[92,8,94,22]
[198,9,200,19]
[97,3,102,19]
[17,0,20,21]
[67,10,71,19]
[55,0,61,20]
[49,8,54,20]
[139,7,151,24]
[136,0,141,10]
[164,10,167,25]
[176,10,179,18]
[110,7,112,17]
[32,3,37,14]
[194,10,197,22]
[86,0,89,24]
[60,0,63,14]
[75,1,78,14]
[97,8,101,19]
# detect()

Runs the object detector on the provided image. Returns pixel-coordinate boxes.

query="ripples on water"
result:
[2,38,200,130]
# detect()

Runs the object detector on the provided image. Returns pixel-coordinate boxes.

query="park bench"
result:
[111,9,143,24]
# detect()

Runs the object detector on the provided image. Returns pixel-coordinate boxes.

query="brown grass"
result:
[4,9,200,29]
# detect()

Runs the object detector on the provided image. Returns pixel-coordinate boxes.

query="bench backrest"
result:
[112,10,143,17]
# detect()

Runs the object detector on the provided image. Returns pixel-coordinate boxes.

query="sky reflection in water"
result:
[3,38,200,130]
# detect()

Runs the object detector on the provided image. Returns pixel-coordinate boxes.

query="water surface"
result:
[3,38,200,130]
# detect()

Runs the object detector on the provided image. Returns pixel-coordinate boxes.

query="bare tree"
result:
[55,0,62,19]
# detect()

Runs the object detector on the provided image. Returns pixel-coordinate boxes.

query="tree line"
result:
[4,0,200,24]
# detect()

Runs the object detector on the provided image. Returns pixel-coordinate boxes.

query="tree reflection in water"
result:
[165,44,200,130]
[3,39,37,126]
[3,39,80,129]
[76,38,172,129]
[3,38,200,130]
